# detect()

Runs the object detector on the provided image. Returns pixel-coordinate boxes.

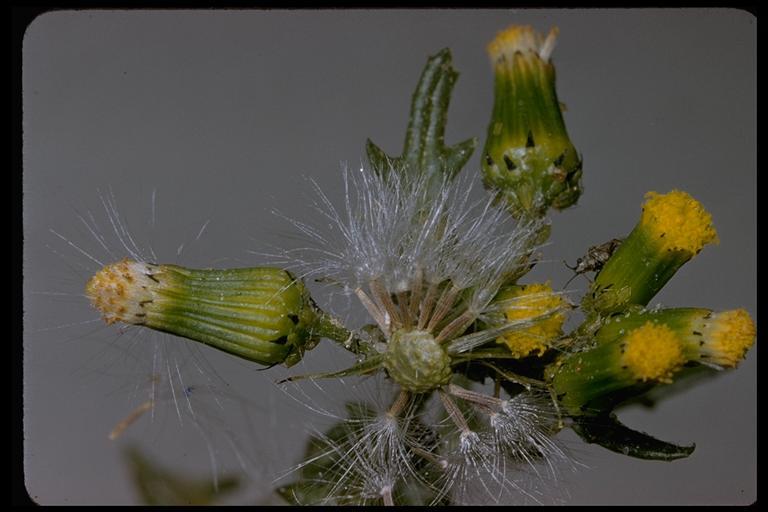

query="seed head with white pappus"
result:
[276,167,563,389]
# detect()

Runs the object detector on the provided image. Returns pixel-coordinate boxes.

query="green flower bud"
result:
[482,25,582,219]
[86,259,325,367]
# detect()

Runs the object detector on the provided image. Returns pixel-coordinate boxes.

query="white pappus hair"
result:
[274,165,544,327]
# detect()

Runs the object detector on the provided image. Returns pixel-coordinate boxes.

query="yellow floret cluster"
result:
[621,322,686,383]
[640,190,719,255]
[496,282,567,358]
[703,309,756,368]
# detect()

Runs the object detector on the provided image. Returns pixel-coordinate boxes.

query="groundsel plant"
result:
[26,16,755,505]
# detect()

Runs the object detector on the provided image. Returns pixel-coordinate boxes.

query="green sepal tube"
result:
[86,259,332,367]
[583,190,718,314]
[547,319,687,415]
[594,307,707,345]
[581,225,691,314]
[481,25,582,219]
[547,338,643,415]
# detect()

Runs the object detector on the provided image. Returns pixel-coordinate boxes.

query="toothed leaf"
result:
[366,48,477,185]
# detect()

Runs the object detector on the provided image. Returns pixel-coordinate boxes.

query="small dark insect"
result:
[564,238,623,287]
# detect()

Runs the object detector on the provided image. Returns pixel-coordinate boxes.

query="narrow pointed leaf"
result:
[572,413,695,461]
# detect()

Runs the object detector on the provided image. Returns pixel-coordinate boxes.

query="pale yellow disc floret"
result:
[622,322,686,383]
[496,282,567,359]
[640,190,719,255]
[487,25,559,63]
[85,258,157,325]
[702,309,756,368]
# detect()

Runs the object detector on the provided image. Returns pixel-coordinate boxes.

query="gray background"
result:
[23,9,756,505]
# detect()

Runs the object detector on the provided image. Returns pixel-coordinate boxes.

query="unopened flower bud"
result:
[482,25,582,219]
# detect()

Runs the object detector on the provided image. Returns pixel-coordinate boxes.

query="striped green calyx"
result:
[482,25,582,220]
[85,259,327,366]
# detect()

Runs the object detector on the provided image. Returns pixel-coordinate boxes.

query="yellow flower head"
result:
[698,309,756,368]
[640,190,719,255]
[496,282,567,358]
[621,322,686,383]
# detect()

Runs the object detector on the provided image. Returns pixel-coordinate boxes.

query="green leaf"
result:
[123,445,241,505]
[366,48,477,184]
[571,413,695,461]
